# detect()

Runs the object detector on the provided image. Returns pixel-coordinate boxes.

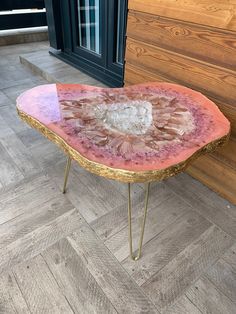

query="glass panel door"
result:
[70,0,105,66]
[107,0,127,76]
[77,0,101,54]
[115,0,124,64]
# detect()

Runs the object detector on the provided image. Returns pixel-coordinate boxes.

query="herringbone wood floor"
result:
[0,42,235,314]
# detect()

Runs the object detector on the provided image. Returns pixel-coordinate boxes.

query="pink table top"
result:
[16,82,230,182]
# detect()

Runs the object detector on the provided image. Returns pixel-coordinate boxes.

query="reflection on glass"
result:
[114,0,125,65]
[116,0,122,64]
[77,0,100,54]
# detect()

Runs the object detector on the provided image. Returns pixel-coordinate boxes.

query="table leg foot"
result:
[128,182,150,261]
[62,156,71,194]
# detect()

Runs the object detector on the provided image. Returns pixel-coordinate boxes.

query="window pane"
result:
[114,0,125,65]
[77,0,101,54]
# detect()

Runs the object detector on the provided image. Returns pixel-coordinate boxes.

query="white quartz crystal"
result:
[95,100,153,135]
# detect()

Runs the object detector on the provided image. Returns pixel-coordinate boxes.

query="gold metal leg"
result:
[62,156,71,194]
[128,182,151,261]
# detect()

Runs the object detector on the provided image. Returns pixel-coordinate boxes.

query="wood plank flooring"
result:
[0,42,235,313]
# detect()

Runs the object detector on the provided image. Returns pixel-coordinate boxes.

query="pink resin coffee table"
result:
[16,82,230,260]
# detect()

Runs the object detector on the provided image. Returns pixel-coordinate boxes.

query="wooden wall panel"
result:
[228,15,236,30]
[126,38,236,106]
[129,0,236,31]
[127,11,236,71]
[187,155,236,204]
[125,63,172,86]
[125,0,236,203]
[214,138,236,169]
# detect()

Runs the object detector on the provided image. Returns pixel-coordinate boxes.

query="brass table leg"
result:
[62,156,71,194]
[128,182,151,261]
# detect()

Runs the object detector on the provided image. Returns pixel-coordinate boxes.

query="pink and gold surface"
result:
[16,82,230,182]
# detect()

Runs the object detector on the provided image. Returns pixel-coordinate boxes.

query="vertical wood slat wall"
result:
[124,0,236,204]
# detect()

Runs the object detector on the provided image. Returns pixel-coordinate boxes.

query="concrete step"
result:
[19,49,105,86]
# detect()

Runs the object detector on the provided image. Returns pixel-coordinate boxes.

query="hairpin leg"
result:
[62,156,71,194]
[128,182,151,261]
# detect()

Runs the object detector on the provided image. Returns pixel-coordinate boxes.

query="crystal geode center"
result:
[95,100,153,135]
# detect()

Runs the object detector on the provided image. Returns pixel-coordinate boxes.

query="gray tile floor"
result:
[0,41,235,314]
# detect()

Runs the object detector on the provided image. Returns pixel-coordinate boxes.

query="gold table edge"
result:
[17,108,230,183]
